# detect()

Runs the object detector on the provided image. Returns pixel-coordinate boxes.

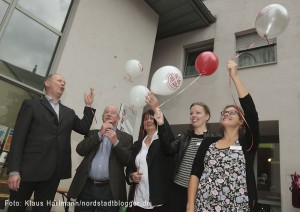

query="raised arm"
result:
[146,92,164,125]
[228,60,259,151]
[84,88,95,106]
[227,60,248,98]
[146,92,177,155]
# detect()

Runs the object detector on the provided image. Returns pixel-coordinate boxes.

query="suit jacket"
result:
[67,129,133,202]
[7,96,95,181]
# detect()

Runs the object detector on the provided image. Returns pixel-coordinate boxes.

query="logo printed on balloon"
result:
[167,73,182,90]
[150,66,183,96]
[257,6,272,18]
[124,59,143,82]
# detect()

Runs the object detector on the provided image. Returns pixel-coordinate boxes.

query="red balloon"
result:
[195,51,219,76]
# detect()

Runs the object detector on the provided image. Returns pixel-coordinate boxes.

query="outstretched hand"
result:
[227,60,238,79]
[227,59,248,98]
[154,107,164,125]
[84,88,95,106]
[145,92,159,110]
[145,92,164,125]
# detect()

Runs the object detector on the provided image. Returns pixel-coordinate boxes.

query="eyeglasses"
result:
[220,110,239,116]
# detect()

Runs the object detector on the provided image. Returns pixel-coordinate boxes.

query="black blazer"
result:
[68,129,133,202]
[126,137,174,206]
[7,96,95,181]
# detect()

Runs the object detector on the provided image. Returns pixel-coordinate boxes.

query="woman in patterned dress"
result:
[187,60,260,212]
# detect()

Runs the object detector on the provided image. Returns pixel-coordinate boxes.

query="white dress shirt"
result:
[134,132,159,209]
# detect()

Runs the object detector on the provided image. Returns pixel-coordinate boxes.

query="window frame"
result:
[0,0,75,91]
[183,41,214,78]
[236,31,277,69]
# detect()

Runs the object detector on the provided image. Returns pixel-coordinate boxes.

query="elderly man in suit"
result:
[68,104,133,212]
[7,73,95,212]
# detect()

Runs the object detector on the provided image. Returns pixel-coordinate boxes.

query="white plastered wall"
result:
[49,0,158,210]
[149,0,300,211]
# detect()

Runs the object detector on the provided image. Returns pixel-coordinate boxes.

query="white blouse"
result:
[134,132,159,209]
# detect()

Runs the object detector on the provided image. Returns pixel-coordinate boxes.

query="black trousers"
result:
[131,205,168,212]
[75,181,118,212]
[168,182,187,212]
[8,177,60,212]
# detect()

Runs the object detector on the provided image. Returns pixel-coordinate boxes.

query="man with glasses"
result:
[68,105,133,212]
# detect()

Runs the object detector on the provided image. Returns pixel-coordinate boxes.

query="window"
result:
[0,77,41,199]
[0,78,41,139]
[236,32,277,69]
[0,0,9,24]
[183,41,214,78]
[0,0,73,90]
[256,121,281,211]
[0,0,74,200]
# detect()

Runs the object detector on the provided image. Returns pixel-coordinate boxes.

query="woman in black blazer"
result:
[126,109,174,212]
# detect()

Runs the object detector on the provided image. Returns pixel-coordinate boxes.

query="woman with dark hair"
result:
[126,109,174,212]
[187,60,260,211]
[146,93,219,212]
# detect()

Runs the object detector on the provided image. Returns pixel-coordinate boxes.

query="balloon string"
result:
[116,104,136,132]
[229,42,262,151]
[92,76,134,124]
[232,43,254,60]
[89,105,97,124]
[227,69,253,152]
[125,74,133,82]
[264,35,270,45]
[95,76,132,96]
[138,63,143,72]
[159,74,202,107]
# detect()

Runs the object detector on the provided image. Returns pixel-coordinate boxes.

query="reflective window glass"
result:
[0,78,41,129]
[0,78,41,183]
[17,0,72,31]
[236,32,277,69]
[0,10,59,90]
[257,143,281,211]
[0,0,9,24]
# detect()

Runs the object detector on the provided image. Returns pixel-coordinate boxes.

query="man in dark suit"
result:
[68,104,133,212]
[7,73,95,212]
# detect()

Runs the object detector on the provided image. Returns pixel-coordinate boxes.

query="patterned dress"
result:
[194,141,250,212]
[191,94,259,211]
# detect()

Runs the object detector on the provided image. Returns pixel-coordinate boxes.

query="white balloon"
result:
[124,59,143,80]
[255,4,289,39]
[150,66,183,96]
[129,85,149,108]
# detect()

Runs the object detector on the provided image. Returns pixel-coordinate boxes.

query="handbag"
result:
[289,172,300,208]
